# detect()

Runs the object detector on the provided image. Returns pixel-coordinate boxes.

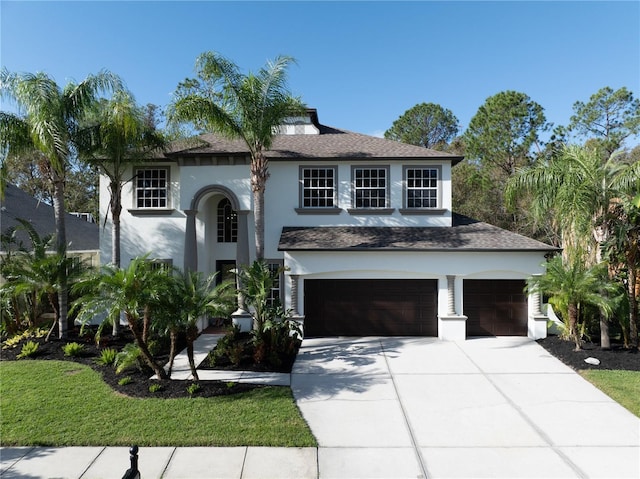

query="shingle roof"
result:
[167,125,463,163]
[1,184,99,252]
[278,214,558,252]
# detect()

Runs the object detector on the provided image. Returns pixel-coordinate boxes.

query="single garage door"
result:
[304,279,438,337]
[464,279,528,336]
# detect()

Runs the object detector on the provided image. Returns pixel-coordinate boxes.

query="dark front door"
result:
[304,279,438,337]
[464,279,528,336]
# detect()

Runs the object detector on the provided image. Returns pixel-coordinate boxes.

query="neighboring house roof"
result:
[279,214,558,252]
[166,125,464,163]
[0,183,98,252]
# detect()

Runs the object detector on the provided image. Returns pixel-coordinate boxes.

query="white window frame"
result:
[134,167,169,209]
[352,166,389,209]
[404,166,441,209]
[299,166,337,209]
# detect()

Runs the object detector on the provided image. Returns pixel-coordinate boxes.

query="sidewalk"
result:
[0,446,318,479]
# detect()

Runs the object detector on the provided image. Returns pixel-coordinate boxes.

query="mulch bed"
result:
[537,335,640,371]
[0,328,262,399]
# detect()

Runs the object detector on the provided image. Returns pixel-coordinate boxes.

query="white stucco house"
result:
[99,109,556,340]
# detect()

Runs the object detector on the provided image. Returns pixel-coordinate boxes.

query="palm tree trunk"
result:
[251,151,269,260]
[167,328,178,378]
[110,181,122,337]
[127,314,168,380]
[629,266,638,349]
[600,315,610,350]
[186,325,199,381]
[568,303,581,351]
[52,173,68,339]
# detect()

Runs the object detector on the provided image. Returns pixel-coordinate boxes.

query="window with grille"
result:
[267,262,282,308]
[135,168,168,208]
[300,167,336,208]
[405,167,439,208]
[217,198,238,242]
[353,167,388,208]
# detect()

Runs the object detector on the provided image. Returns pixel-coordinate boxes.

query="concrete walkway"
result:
[2,337,639,478]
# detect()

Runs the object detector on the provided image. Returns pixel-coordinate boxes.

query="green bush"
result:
[95,348,118,366]
[115,343,143,374]
[148,383,162,393]
[118,376,132,386]
[208,326,242,366]
[186,382,201,396]
[62,342,84,357]
[16,340,39,359]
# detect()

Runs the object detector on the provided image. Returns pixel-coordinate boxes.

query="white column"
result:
[184,209,197,272]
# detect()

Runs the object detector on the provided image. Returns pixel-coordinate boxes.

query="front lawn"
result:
[580,369,640,417]
[0,360,316,447]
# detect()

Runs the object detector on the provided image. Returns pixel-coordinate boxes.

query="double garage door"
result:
[304,279,438,337]
[303,278,528,337]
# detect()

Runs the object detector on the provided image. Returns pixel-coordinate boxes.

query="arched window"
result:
[217,198,237,242]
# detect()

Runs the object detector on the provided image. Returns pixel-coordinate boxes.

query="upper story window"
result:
[135,167,168,209]
[353,166,389,208]
[405,167,440,208]
[300,167,336,208]
[217,198,237,243]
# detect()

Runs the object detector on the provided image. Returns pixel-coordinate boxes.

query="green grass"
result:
[0,361,316,447]
[580,369,640,417]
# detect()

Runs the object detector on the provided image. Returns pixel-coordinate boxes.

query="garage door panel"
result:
[464,280,527,337]
[304,279,437,337]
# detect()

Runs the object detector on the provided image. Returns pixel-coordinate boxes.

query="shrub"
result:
[3,328,48,349]
[62,342,84,357]
[118,376,132,386]
[16,340,39,359]
[208,326,242,366]
[115,343,143,374]
[186,382,201,396]
[95,348,118,366]
[148,383,162,393]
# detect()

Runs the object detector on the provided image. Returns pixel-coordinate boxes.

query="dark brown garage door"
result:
[464,280,528,336]
[304,279,438,337]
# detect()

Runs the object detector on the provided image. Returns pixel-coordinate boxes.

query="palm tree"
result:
[0,69,122,337]
[80,90,165,268]
[0,219,86,341]
[506,145,640,347]
[166,270,236,380]
[169,52,305,259]
[72,256,169,379]
[528,257,617,350]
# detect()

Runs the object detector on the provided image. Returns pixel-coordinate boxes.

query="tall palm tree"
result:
[0,69,122,337]
[169,52,305,259]
[80,90,166,268]
[72,256,169,379]
[507,144,640,347]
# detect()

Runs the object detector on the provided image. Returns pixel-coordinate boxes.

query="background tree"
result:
[458,90,549,235]
[169,51,305,259]
[384,102,459,150]
[0,69,121,338]
[569,86,640,158]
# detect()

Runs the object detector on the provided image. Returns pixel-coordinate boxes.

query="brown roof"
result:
[167,125,463,163]
[278,214,558,252]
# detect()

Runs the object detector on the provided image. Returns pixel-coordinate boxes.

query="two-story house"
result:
[99,109,556,340]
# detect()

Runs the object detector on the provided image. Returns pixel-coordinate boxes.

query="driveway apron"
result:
[291,337,640,479]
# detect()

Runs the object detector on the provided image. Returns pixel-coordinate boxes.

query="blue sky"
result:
[2,1,639,142]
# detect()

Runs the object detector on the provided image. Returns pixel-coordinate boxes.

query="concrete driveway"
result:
[292,337,640,479]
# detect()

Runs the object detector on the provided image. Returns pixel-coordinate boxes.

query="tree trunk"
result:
[186,325,199,381]
[51,173,68,339]
[127,314,168,380]
[142,305,150,344]
[568,303,581,351]
[629,266,638,349]
[251,150,269,261]
[110,181,122,337]
[167,328,178,378]
[599,314,610,350]
[44,292,59,342]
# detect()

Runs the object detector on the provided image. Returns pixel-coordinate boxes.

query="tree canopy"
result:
[384,102,459,149]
